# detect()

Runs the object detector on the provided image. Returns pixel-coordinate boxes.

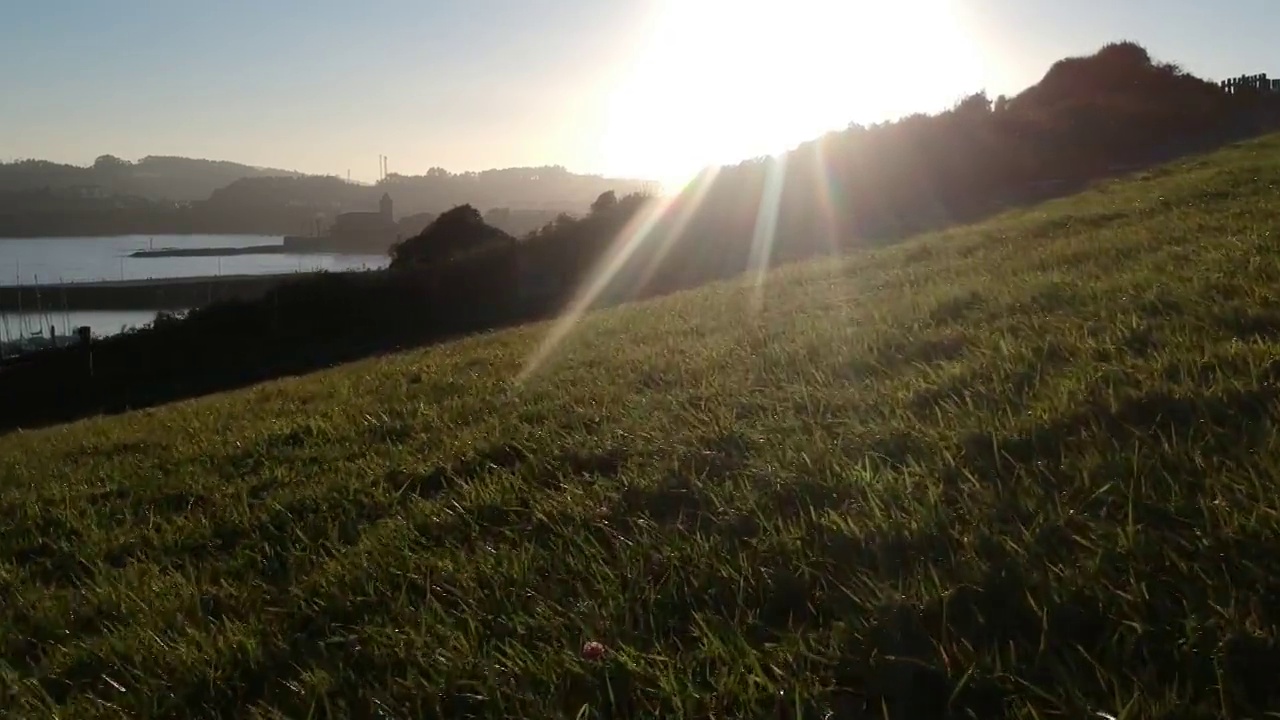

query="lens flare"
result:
[747,154,787,313]
[810,135,843,257]
[632,167,720,291]
[517,178,718,382]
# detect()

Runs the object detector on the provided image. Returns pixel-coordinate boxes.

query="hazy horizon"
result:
[5,0,1280,186]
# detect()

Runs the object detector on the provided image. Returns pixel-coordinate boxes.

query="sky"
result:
[2,0,1279,186]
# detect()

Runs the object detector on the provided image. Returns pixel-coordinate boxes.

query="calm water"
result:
[0,234,389,286]
[2,309,165,344]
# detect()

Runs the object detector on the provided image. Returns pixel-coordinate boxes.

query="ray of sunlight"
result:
[517,176,718,382]
[809,136,843,257]
[747,154,787,314]
[632,166,721,292]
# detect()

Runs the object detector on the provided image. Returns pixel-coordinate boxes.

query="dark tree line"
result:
[4,41,1279,432]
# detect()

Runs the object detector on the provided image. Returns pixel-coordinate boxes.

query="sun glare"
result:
[602,0,982,190]
[523,0,983,380]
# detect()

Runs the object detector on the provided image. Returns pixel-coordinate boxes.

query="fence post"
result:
[77,326,93,378]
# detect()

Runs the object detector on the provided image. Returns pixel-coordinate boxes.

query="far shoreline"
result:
[0,232,285,241]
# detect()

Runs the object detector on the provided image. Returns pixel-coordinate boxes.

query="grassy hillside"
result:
[5,135,1280,718]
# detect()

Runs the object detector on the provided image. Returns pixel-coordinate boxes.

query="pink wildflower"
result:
[581,640,607,661]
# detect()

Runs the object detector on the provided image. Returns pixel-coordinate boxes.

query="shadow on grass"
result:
[12,380,1280,716]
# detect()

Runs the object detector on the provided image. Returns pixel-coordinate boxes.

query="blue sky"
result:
[2,0,1277,182]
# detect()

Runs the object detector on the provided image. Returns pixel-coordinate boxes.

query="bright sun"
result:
[601,0,981,190]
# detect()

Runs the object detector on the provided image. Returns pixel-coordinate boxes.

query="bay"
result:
[0,234,390,286]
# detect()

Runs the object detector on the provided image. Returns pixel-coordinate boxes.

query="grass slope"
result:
[6,136,1280,718]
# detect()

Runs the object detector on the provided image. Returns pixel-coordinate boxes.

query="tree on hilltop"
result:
[590,190,618,215]
[389,204,514,270]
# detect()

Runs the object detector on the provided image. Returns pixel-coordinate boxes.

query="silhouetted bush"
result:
[390,204,515,270]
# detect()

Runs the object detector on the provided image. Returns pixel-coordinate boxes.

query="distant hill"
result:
[207,166,656,218]
[0,155,656,238]
[0,155,304,203]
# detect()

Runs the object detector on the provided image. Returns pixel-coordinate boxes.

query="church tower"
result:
[379,192,393,222]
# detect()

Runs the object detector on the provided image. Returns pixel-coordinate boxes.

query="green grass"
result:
[6,137,1280,719]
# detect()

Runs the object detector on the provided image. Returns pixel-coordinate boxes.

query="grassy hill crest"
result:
[5,132,1280,716]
